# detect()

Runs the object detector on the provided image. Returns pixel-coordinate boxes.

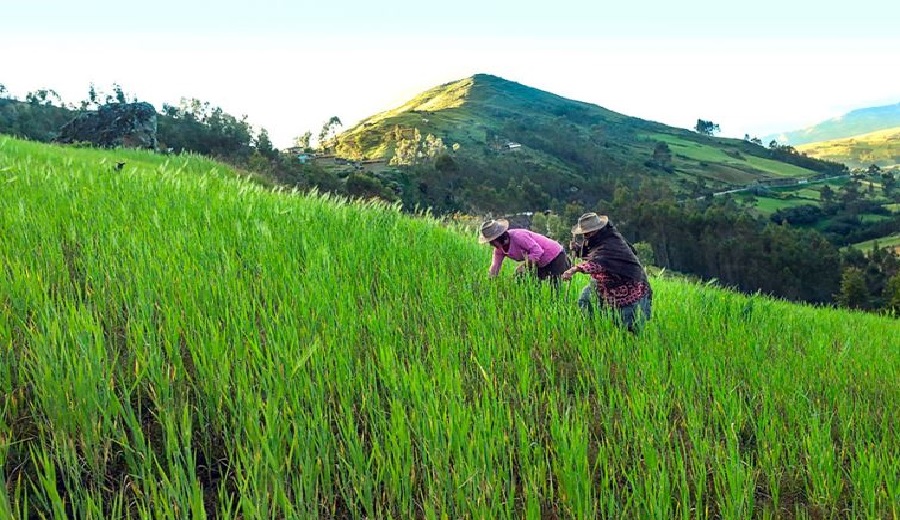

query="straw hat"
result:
[479,219,509,243]
[571,212,609,235]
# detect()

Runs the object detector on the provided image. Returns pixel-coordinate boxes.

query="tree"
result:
[530,212,567,242]
[294,131,312,151]
[743,133,761,143]
[694,119,720,136]
[886,272,900,313]
[111,83,131,104]
[318,116,342,152]
[156,97,254,159]
[836,267,869,309]
[633,241,656,267]
[423,133,446,161]
[25,89,61,106]
[390,128,422,167]
[81,82,99,110]
[346,172,396,202]
[881,171,896,196]
[530,212,548,237]
[840,180,865,215]
[254,128,277,159]
[650,141,672,171]
[303,165,341,193]
[434,153,458,174]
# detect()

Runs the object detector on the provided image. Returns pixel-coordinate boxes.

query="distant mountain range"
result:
[763,102,900,146]
[796,127,900,170]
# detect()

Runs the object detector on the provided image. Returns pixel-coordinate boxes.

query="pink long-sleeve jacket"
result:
[489,229,563,276]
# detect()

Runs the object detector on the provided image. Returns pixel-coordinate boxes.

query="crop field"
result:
[778,187,821,201]
[859,214,893,224]
[849,233,900,253]
[1,136,899,519]
[648,134,816,181]
[744,196,810,217]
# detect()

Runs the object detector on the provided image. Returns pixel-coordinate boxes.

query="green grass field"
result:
[2,136,899,519]
[859,213,893,223]
[649,134,816,181]
[794,188,821,200]
[849,233,900,253]
[745,196,810,217]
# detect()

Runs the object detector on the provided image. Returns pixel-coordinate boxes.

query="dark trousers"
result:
[579,282,653,333]
[537,251,571,286]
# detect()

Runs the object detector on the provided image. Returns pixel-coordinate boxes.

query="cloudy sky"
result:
[3,0,898,147]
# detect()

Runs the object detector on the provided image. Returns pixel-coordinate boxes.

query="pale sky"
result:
[2,0,899,148]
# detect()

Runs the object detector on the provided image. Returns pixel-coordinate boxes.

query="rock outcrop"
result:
[57,102,157,149]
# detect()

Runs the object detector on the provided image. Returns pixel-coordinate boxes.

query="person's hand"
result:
[561,267,577,281]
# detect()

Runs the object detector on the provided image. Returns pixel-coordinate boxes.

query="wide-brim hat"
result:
[571,212,609,235]
[479,218,509,243]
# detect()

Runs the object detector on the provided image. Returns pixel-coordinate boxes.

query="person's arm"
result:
[488,247,505,277]
[562,259,601,280]
[561,262,582,281]
[579,260,604,275]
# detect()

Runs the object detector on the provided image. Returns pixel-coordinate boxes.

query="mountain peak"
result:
[337,73,629,157]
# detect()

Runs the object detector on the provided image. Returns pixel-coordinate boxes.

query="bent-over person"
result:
[479,218,570,286]
[561,212,652,332]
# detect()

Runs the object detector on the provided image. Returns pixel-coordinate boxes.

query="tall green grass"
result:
[1,136,898,518]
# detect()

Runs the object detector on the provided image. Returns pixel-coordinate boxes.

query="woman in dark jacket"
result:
[561,212,652,332]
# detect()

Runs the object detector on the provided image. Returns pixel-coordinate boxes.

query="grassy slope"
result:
[337,74,626,161]
[849,233,900,253]
[1,136,899,518]
[337,74,823,188]
[797,126,900,169]
[649,134,814,182]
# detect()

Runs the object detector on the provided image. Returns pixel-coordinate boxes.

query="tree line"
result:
[606,182,899,313]
[0,82,350,195]
[529,179,899,314]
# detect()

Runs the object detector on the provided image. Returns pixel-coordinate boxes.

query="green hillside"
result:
[764,102,900,146]
[2,136,899,518]
[797,126,900,169]
[328,74,843,213]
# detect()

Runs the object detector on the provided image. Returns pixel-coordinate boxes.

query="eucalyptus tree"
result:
[318,116,342,152]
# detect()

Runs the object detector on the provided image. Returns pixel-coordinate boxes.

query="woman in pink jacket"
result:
[479,218,570,286]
